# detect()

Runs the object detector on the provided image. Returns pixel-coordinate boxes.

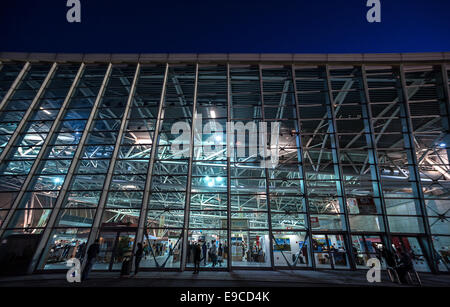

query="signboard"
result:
[221,219,249,230]
[310,217,320,228]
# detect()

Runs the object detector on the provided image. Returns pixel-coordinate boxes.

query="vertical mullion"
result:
[0,62,30,111]
[439,64,450,163]
[360,65,392,247]
[226,63,232,271]
[324,65,356,270]
[397,64,438,273]
[180,63,199,271]
[135,63,169,255]
[291,64,316,269]
[258,64,275,269]
[0,63,85,238]
[83,63,141,259]
[0,62,58,165]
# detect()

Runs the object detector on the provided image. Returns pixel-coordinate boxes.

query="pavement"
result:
[0,269,449,287]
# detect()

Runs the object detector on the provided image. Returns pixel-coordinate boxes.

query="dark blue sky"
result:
[1,0,449,53]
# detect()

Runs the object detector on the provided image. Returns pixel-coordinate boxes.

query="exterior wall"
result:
[0,55,448,274]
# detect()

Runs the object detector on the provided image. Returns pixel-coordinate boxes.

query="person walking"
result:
[134,243,144,276]
[218,243,223,267]
[210,240,218,267]
[193,242,201,274]
[201,242,207,266]
[396,251,414,284]
[187,242,192,264]
[81,239,100,281]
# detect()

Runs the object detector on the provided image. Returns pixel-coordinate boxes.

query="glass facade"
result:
[0,56,448,274]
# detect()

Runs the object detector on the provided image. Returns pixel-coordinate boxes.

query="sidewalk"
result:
[0,269,449,287]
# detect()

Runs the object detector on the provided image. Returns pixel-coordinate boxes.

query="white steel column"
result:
[82,64,141,268]
[0,62,30,111]
[180,64,199,271]
[135,64,169,256]
[24,63,86,272]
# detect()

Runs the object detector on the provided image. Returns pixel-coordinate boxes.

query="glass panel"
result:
[230,231,271,267]
[272,231,309,267]
[39,228,90,270]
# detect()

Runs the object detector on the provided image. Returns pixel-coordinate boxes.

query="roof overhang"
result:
[1,52,450,65]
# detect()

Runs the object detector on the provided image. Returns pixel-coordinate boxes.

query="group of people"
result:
[351,242,417,284]
[188,240,227,274]
[146,242,169,257]
[380,245,416,284]
[80,240,146,281]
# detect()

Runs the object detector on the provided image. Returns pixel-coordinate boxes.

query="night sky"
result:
[1,0,449,53]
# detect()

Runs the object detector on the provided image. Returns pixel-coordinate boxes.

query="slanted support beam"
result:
[396,65,438,273]
[136,63,170,259]
[82,64,141,271]
[181,64,199,271]
[0,62,30,111]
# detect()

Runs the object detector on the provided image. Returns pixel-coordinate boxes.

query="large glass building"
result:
[0,52,448,275]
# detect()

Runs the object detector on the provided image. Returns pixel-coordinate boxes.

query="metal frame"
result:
[0,57,448,275]
[32,63,113,272]
[23,63,86,272]
[0,63,57,165]
[82,63,141,268]
[0,63,58,237]
[258,64,275,269]
[291,64,316,269]
[396,65,438,273]
[0,62,30,111]
[180,63,199,271]
[324,65,356,270]
[359,64,392,249]
[135,63,170,256]
[0,62,84,238]
[226,63,232,271]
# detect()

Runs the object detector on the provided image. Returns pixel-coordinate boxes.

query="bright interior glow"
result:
[215,176,223,182]
[40,107,51,115]
[135,138,151,144]
[215,134,222,142]
[53,177,63,184]
[207,181,214,187]
[122,185,137,189]
[210,110,216,118]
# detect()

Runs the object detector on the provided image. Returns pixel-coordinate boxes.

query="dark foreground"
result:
[0,269,449,287]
